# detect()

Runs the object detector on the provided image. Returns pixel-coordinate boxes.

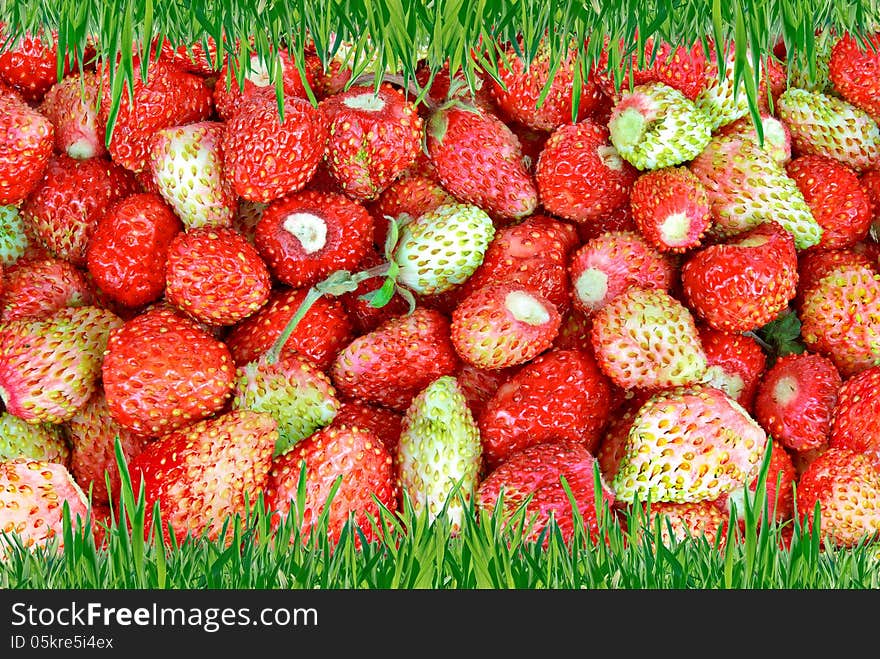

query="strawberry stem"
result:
[264,286,325,366]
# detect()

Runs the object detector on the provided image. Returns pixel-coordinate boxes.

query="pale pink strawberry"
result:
[40,71,107,160]
[0,258,93,322]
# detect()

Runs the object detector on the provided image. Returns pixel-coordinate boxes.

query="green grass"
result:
[3,457,879,590]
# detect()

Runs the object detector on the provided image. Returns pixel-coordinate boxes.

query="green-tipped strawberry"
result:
[0,412,69,464]
[129,409,277,544]
[149,121,238,230]
[397,375,482,531]
[689,134,822,249]
[65,391,149,505]
[590,287,707,391]
[608,82,712,170]
[392,202,495,296]
[0,459,89,553]
[612,385,768,504]
[233,354,340,457]
[450,283,560,369]
[0,206,28,267]
[777,88,880,173]
[0,305,121,424]
[426,100,537,220]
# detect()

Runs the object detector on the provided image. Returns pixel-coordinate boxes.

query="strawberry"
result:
[165,227,271,326]
[65,391,150,505]
[716,439,797,526]
[799,260,880,376]
[254,190,373,289]
[225,287,353,371]
[698,325,767,413]
[0,87,54,205]
[644,501,730,550]
[213,48,320,121]
[101,306,236,437]
[595,399,641,484]
[787,29,836,94]
[339,247,409,334]
[232,354,340,457]
[222,88,328,203]
[129,409,277,544]
[785,154,872,251]
[476,441,616,545]
[0,205,29,266]
[85,193,182,310]
[320,83,423,201]
[688,135,822,249]
[796,247,875,310]
[828,32,880,120]
[535,120,637,223]
[98,58,213,173]
[157,35,221,76]
[333,399,403,459]
[0,305,120,424]
[478,348,612,468]
[754,352,841,453]
[829,365,880,469]
[575,201,638,243]
[1,257,93,322]
[0,29,67,103]
[0,412,69,464]
[450,283,561,369]
[0,459,89,553]
[717,113,792,166]
[266,423,397,544]
[39,71,107,160]
[861,166,880,236]
[629,167,712,253]
[331,307,460,412]
[795,447,880,548]
[776,88,880,173]
[489,41,604,131]
[397,375,482,530]
[681,222,799,333]
[426,100,537,220]
[590,287,707,391]
[694,46,767,130]
[612,385,768,504]
[149,121,238,230]
[453,362,519,419]
[367,175,454,249]
[391,203,495,297]
[21,154,139,267]
[608,82,712,170]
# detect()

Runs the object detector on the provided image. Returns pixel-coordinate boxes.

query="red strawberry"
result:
[451,283,561,369]
[754,352,841,453]
[222,88,328,203]
[129,409,277,544]
[829,365,880,469]
[575,200,638,243]
[0,305,121,424]
[213,48,320,120]
[86,193,182,309]
[0,29,69,103]
[0,87,54,205]
[1,257,93,322]
[266,423,397,544]
[0,459,89,553]
[489,41,604,131]
[21,155,139,267]
[368,175,454,249]
[795,447,880,548]
[333,399,403,460]
[320,83,423,201]
[65,391,150,505]
[254,190,373,289]
[536,120,638,223]
[681,222,799,333]
[786,155,872,251]
[101,306,236,436]
[828,32,880,120]
[569,230,675,317]
[698,325,767,413]
[630,167,712,253]
[149,121,239,230]
[331,308,460,412]
[225,286,353,370]
[478,348,612,468]
[426,101,537,220]
[165,227,271,326]
[476,441,616,545]
[454,362,519,419]
[40,71,107,160]
[157,35,221,76]
[860,166,880,234]
[98,58,213,173]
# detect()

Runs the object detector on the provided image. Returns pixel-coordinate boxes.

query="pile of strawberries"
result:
[2,26,880,555]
